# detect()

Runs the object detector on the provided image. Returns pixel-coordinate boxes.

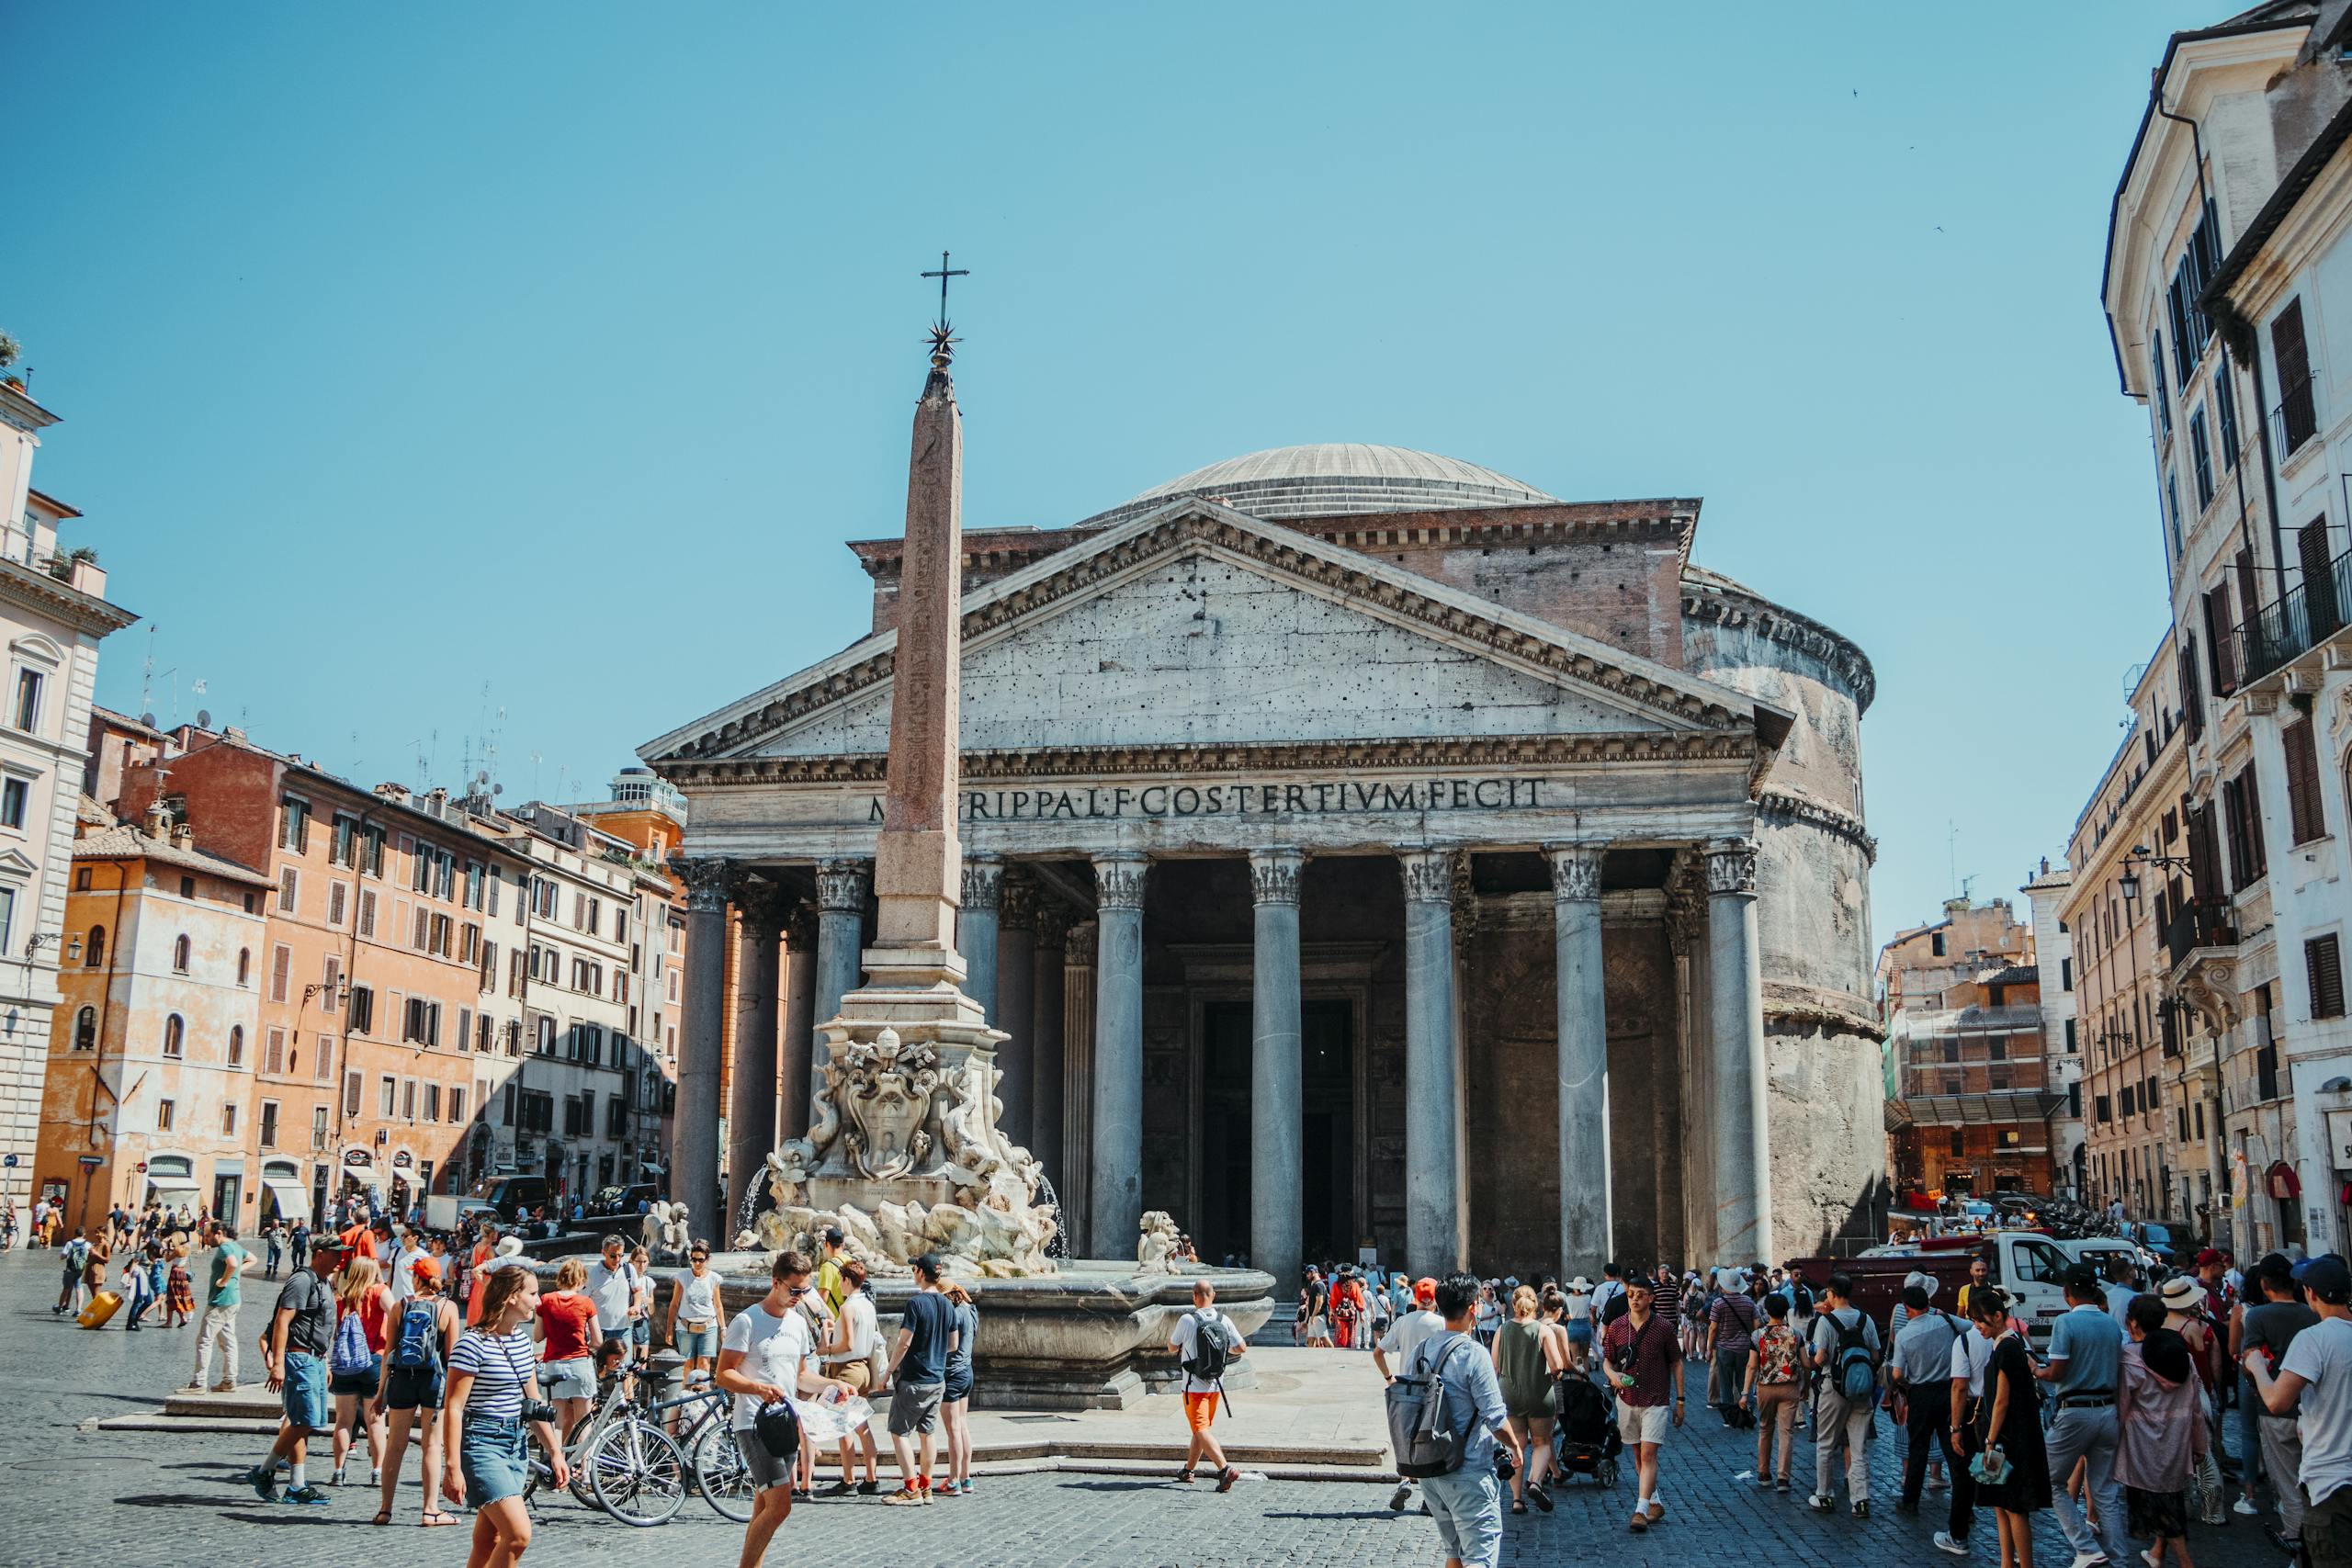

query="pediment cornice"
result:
[646,501,1770,766]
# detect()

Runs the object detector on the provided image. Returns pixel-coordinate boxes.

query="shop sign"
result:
[341,1147,373,1168]
[2330,1109,2352,1170]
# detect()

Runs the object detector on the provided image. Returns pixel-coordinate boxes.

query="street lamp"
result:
[2120,844,2194,905]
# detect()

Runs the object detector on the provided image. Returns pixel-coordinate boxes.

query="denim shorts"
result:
[675,1326,718,1362]
[944,1365,973,1404]
[282,1351,332,1430]
[384,1364,445,1411]
[1421,1465,1504,1568]
[461,1416,530,1508]
[541,1356,595,1401]
[630,1318,650,1348]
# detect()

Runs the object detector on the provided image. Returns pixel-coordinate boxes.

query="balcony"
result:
[2235,542,2352,684]
[2163,897,2237,969]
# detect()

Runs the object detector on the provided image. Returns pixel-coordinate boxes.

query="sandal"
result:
[419,1512,458,1528]
[1511,1500,1528,1515]
[371,1511,391,1527]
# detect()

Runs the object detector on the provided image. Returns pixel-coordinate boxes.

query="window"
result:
[330,814,358,868]
[85,926,105,967]
[269,944,290,1003]
[425,1083,441,1122]
[466,861,485,911]
[2274,297,2318,452]
[449,1087,467,1123]
[8,669,40,735]
[1948,1128,1966,1156]
[430,912,451,958]
[2188,408,2214,509]
[313,1033,334,1081]
[74,867,88,891]
[259,1100,278,1148]
[328,881,347,927]
[320,954,341,1012]
[379,1075,396,1116]
[278,795,310,852]
[2062,957,2073,991]
[172,933,190,973]
[1930,931,1945,957]
[605,1095,628,1139]
[2309,933,2346,1021]
[227,1025,243,1066]
[220,1102,235,1136]
[265,1027,286,1074]
[2122,1085,2137,1117]
[0,885,18,956]
[2166,473,2184,558]
[2285,716,2328,844]
[162,1013,184,1057]
[2154,329,2173,437]
[536,1015,555,1055]
[277,867,298,914]
[358,888,377,938]
[2064,1018,2076,1054]
[2224,765,2268,887]
[2217,352,2241,469]
[2168,203,2220,380]
[413,840,434,894]
[2205,584,2238,694]
[155,1098,174,1132]
[0,776,27,833]
[361,823,386,877]
[402,1078,417,1122]
[401,997,442,1047]
[348,982,374,1033]
[456,1007,472,1058]
[342,1071,362,1120]
[72,1005,95,1051]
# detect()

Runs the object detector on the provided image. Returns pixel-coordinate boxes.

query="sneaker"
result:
[1216,1468,1240,1494]
[177,1383,205,1394]
[1935,1532,1970,1557]
[1388,1483,1412,1513]
[328,1466,345,1487]
[816,1482,854,1498]
[2235,1497,2261,1517]
[1776,1480,1792,1495]
[1755,1472,1774,1489]
[245,1466,280,1505]
[212,1383,236,1393]
[854,1480,880,1495]
[368,1469,379,1487]
[282,1485,331,1507]
[883,1488,925,1506]
[1809,1494,1836,1513]
[1177,1467,1195,1484]
[1852,1500,1871,1518]
[2070,1552,2111,1568]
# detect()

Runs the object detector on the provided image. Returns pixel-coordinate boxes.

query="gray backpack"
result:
[1386,1333,1473,1478]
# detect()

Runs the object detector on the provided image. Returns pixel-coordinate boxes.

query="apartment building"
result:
[1880,898,2063,1199]
[0,378,137,1235]
[2104,4,2352,1250]
[30,806,267,1231]
[2023,860,2085,1195]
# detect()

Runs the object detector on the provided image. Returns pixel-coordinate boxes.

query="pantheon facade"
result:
[644,444,1883,1280]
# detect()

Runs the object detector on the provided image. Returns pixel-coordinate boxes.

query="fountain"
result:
[713,319,1268,1409]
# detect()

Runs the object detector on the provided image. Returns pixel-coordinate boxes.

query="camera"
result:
[520,1399,558,1425]
[1493,1446,1517,1483]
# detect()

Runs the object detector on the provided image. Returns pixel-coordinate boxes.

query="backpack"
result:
[331,1296,375,1375]
[390,1298,441,1371]
[62,1237,88,1272]
[1182,1308,1235,1385]
[1831,1312,1876,1401]
[1387,1333,1474,1477]
[1783,1278,1815,1316]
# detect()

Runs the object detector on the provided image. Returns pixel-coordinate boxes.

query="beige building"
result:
[32,808,268,1228]
[0,379,137,1234]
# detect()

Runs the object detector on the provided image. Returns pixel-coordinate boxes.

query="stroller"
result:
[1551,1371,1622,1487]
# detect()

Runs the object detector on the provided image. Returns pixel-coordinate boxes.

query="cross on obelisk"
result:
[922,250,968,335]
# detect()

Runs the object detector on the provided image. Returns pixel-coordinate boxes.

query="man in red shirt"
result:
[1600,1272,1685,1534]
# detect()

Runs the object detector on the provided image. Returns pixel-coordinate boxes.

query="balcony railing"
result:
[2163,897,2237,968]
[2270,369,2320,458]
[2235,543,2352,684]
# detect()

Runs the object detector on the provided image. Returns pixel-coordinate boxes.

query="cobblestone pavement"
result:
[0,1250,2296,1566]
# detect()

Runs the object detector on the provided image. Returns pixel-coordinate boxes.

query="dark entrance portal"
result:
[1197,998,1355,1269]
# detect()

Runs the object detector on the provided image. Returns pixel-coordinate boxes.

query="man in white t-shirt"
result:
[1374,1277,1445,1515]
[583,1234,638,1348]
[1169,1279,1248,1492]
[715,1249,851,1564]
[2249,1255,2352,1563]
[384,1228,428,1304]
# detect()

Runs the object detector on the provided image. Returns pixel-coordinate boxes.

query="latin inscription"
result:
[863,777,1545,823]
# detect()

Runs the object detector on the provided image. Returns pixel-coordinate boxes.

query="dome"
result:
[1080,443,1555,529]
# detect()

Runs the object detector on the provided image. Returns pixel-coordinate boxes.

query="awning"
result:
[146,1179,201,1210]
[2268,1160,2301,1200]
[1898,1091,2067,1128]
[260,1178,311,1225]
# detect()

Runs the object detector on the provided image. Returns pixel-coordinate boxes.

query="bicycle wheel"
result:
[690,1419,756,1522]
[587,1417,689,1527]
[565,1413,605,1509]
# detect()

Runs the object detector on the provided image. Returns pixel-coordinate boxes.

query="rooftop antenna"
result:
[1948,819,1960,899]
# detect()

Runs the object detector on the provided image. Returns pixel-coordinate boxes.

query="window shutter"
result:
[2206,586,2238,693]
[2301,517,2342,639]
[2307,932,2346,1020]
[359,888,377,937]
[266,1027,286,1075]
[2273,299,2317,450]
[2180,638,2205,741]
[270,945,291,1004]
[2285,716,2327,844]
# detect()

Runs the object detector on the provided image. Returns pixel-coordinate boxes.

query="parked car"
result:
[476,1175,552,1224]
[587,1183,659,1216]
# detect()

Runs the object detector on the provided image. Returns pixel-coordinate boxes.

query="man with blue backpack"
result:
[1807,1271,1883,1517]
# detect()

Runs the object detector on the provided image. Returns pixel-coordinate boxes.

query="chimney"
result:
[170,822,194,852]
[375,783,410,804]
[141,799,171,840]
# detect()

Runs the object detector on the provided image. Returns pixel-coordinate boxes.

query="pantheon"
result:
[643,439,1884,1281]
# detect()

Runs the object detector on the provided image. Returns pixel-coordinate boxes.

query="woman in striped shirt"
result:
[441,1265,565,1567]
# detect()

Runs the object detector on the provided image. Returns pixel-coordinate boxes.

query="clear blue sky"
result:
[8,3,2216,948]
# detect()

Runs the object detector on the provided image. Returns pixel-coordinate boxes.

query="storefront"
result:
[337,1146,384,1216]
[143,1154,201,1218]
[258,1158,311,1227]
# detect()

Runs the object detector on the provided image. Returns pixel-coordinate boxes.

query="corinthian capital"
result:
[1705,839,1758,897]
[671,857,739,913]
[1249,848,1304,907]
[736,881,793,939]
[1000,870,1037,931]
[1092,853,1148,911]
[814,859,870,915]
[1032,899,1069,950]
[1546,843,1606,903]
[1397,849,1453,906]
[961,856,1003,914]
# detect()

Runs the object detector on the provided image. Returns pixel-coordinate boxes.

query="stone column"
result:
[812,860,868,1067]
[672,857,737,1228]
[1062,919,1097,1255]
[956,856,1002,1021]
[727,886,787,1226]
[1399,849,1463,1275]
[1030,903,1069,1184]
[1549,843,1611,1280]
[1706,840,1771,1265]
[1090,854,1148,1259]
[1250,848,1305,1292]
[778,905,818,1142]
[995,873,1037,1148]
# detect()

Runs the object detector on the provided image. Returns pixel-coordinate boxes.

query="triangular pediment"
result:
[643,498,1782,768]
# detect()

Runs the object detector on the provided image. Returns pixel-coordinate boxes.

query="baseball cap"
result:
[1413,1277,1437,1305]
[410,1256,441,1285]
[2195,1247,2226,1268]
[2297,1256,2352,1303]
